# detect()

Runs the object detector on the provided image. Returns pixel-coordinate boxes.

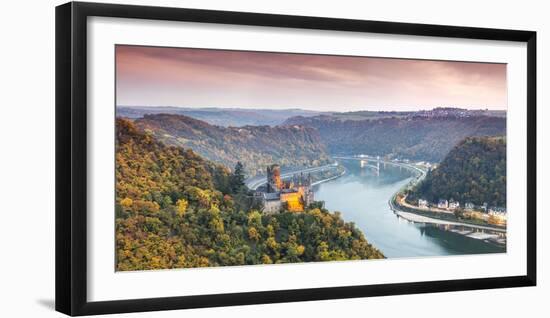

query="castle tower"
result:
[267,164,282,193]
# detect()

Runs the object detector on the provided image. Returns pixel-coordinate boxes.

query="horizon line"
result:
[116,105,508,112]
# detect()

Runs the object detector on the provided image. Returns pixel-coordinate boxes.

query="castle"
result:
[259,164,314,213]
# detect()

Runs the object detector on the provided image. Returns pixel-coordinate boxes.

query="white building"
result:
[449,200,460,210]
[437,199,448,209]
[488,207,507,222]
[418,199,428,208]
[488,207,507,217]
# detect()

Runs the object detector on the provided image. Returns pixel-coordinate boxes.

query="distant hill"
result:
[283,113,506,162]
[117,106,324,127]
[133,113,331,176]
[115,118,383,271]
[408,136,506,207]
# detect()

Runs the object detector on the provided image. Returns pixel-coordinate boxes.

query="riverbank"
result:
[376,158,507,249]
[381,158,505,230]
[391,195,506,230]
[311,169,346,186]
[392,208,506,233]
[394,209,506,246]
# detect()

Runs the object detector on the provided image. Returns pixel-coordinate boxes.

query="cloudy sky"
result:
[116,45,507,112]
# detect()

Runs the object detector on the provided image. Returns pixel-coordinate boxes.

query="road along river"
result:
[313,159,505,258]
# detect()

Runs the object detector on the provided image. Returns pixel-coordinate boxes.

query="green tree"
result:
[230,162,246,194]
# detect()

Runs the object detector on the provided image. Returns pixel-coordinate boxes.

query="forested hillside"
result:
[407,136,506,207]
[283,115,506,162]
[133,113,331,176]
[115,118,383,271]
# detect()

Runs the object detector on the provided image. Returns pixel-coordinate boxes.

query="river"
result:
[313,160,505,258]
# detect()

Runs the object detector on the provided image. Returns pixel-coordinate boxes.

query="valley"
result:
[116,106,507,264]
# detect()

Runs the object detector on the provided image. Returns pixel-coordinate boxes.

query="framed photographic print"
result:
[55,1,536,316]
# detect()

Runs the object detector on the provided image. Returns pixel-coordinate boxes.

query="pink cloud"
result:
[115,45,507,111]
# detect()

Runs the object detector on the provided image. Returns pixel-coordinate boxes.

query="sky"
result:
[115,45,507,112]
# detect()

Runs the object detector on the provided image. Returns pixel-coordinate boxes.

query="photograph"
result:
[114,45,507,271]
[0,0,544,317]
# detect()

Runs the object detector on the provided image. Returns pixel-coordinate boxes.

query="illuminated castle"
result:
[267,164,283,193]
[261,164,314,213]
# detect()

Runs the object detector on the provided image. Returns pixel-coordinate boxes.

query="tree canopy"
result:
[408,136,506,207]
[115,118,383,271]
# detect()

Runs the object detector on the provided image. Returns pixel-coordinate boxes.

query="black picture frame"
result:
[55,1,537,316]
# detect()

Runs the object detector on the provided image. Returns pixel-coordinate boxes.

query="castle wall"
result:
[280,191,304,212]
[263,199,282,214]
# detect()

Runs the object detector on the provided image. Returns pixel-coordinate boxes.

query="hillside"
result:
[133,113,331,176]
[407,136,506,207]
[117,106,324,127]
[283,114,506,162]
[115,118,383,271]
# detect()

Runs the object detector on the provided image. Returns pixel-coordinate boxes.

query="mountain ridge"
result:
[117,106,324,127]
[132,113,332,176]
[282,114,506,162]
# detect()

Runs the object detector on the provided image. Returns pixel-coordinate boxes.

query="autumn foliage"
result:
[115,118,383,271]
